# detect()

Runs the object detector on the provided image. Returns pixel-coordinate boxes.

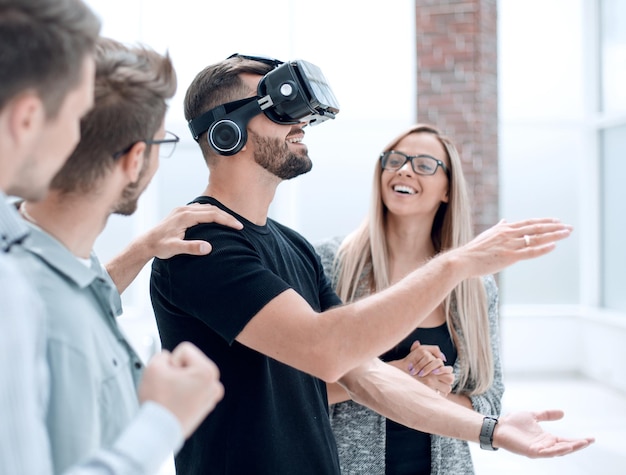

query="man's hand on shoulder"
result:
[148,203,243,260]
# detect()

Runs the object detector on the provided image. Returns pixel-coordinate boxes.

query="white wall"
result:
[498,0,586,375]
[498,0,585,305]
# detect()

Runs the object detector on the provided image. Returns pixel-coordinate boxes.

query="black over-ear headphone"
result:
[188,97,266,156]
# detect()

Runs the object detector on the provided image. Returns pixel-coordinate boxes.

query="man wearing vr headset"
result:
[151,54,593,474]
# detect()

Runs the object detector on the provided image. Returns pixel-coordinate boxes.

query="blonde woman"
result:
[316,124,503,475]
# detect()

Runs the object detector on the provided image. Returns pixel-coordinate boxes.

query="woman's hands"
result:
[389,341,454,396]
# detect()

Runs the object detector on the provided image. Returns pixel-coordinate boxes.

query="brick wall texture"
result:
[415,0,498,234]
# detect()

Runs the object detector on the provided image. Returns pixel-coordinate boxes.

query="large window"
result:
[601,125,626,311]
[600,0,626,311]
[600,0,626,114]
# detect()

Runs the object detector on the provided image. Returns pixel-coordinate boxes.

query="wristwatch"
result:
[479,416,499,451]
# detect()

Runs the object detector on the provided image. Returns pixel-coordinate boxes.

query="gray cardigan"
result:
[315,237,504,475]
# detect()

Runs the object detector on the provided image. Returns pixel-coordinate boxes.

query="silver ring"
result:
[523,235,530,247]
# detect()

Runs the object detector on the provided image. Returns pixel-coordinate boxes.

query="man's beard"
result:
[113,155,151,216]
[250,131,312,180]
[114,181,140,216]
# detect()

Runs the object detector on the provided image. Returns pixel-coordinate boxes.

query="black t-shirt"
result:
[150,196,342,475]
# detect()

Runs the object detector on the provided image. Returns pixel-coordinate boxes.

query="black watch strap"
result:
[479,416,499,451]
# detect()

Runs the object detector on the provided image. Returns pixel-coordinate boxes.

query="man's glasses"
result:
[380,150,450,177]
[112,131,180,159]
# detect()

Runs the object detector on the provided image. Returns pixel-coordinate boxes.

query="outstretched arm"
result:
[239,218,573,382]
[339,358,594,457]
[107,203,242,294]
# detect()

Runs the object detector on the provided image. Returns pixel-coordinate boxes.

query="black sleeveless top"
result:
[380,322,458,475]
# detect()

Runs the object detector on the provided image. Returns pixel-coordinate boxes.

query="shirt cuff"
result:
[111,401,184,473]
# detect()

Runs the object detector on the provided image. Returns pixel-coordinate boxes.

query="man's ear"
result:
[7,93,45,148]
[117,141,147,183]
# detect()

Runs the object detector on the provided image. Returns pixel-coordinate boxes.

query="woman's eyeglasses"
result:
[380,150,449,177]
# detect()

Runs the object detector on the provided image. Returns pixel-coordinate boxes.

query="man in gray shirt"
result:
[0,2,99,472]
[0,2,225,473]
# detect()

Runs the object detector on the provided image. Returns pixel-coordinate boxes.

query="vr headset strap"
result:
[188,97,264,142]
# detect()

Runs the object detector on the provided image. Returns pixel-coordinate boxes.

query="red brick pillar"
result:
[415,0,498,234]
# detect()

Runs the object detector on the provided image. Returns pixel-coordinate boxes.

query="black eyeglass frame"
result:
[112,131,180,159]
[380,150,450,177]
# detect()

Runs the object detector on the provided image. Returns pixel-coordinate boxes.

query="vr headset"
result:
[188,54,341,156]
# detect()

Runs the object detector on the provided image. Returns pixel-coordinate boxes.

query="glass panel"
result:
[601,124,626,311]
[600,0,626,113]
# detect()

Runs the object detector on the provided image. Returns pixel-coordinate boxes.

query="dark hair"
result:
[50,37,177,194]
[0,0,101,118]
[184,56,273,157]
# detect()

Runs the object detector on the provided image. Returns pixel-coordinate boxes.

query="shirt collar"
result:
[0,194,30,252]
[22,221,123,317]
[21,219,102,288]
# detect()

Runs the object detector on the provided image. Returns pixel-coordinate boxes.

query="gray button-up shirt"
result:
[12,215,182,474]
[0,194,53,475]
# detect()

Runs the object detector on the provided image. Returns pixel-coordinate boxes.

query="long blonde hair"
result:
[334,124,493,395]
